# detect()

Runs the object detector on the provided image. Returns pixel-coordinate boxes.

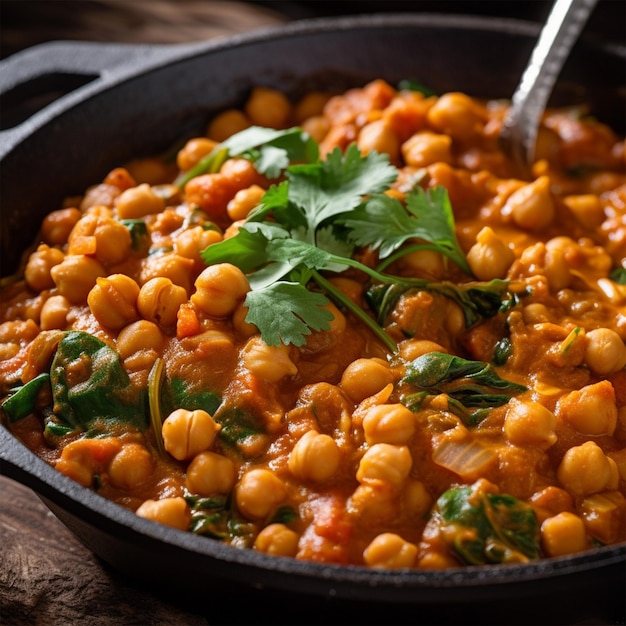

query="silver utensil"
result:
[500,0,598,172]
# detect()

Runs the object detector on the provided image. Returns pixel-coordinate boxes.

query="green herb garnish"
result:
[198,132,516,351]
[402,351,527,424]
[434,484,541,565]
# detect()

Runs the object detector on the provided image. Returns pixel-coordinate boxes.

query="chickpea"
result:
[235,468,287,520]
[321,301,346,335]
[607,448,626,482]
[401,131,452,167]
[191,263,250,317]
[116,320,164,359]
[301,115,330,144]
[87,274,140,330]
[356,444,412,490]
[504,398,557,450]
[162,408,221,461]
[363,533,418,569]
[186,451,237,496]
[254,523,300,557]
[541,512,588,557]
[55,437,122,487]
[174,226,223,265]
[557,441,618,496]
[115,183,165,219]
[93,218,132,266]
[108,443,154,490]
[340,358,395,403]
[293,91,330,123]
[232,301,258,337]
[503,175,555,231]
[585,328,626,375]
[399,248,445,278]
[226,184,266,221]
[362,404,416,445]
[556,380,618,436]
[348,483,398,524]
[562,194,605,229]
[397,340,446,363]
[135,497,191,531]
[207,109,251,142]
[240,335,297,382]
[522,303,550,324]
[40,294,71,330]
[123,158,169,186]
[140,253,195,296]
[137,277,188,329]
[24,244,65,291]
[288,430,341,482]
[80,185,119,211]
[402,479,432,519]
[466,227,515,281]
[245,87,292,129]
[41,207,82,245]
[426,92,486,140]
[543,245,572,291]
[326,277,364,306]
[51,255,106,303]
[357,119,400,162]
[69,214,132,265]
[177,137,217,171]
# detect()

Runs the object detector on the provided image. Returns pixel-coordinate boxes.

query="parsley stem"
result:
[311,270,398,353]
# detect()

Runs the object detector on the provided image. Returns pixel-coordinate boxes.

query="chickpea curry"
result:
[1,79,625,570]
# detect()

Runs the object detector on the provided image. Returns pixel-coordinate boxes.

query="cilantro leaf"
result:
[340,186,470,274]
[244,282,333,347]
[175,126,317,186]
[287,145,397,235]
[200,225,272,273]
[196,130,512,350]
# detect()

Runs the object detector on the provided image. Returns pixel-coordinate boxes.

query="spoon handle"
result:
[501,0,598,168]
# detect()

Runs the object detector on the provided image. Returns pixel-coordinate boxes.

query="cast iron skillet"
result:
[1,13,625,611]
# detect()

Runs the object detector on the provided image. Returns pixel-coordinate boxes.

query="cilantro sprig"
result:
[174,126,318,187]
[198,129,514,351]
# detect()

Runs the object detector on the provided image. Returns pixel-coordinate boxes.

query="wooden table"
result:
[2,474,623,625]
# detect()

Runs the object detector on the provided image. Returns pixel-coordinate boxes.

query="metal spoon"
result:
[500,0,598,172]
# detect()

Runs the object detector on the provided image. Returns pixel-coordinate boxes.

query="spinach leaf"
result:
[1,373,50,422]
[610,267,626,285]
[402,352,526,424]
[435,485,541,565]
[493,337,513,366]
[50,331,147,430]
[168,377,221,415]
[366,279,511,330]
[212,405,265,457]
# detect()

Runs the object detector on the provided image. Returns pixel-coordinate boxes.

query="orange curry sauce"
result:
[1,80,625,569]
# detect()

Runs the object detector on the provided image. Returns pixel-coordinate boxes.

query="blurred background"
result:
[1,0,625,60]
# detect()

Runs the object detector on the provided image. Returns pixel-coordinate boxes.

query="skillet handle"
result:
[0,40,183,144]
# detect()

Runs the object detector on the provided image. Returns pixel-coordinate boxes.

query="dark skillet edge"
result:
[2,424,625,605]
[1,12,625,605]
[1,11,624,160]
